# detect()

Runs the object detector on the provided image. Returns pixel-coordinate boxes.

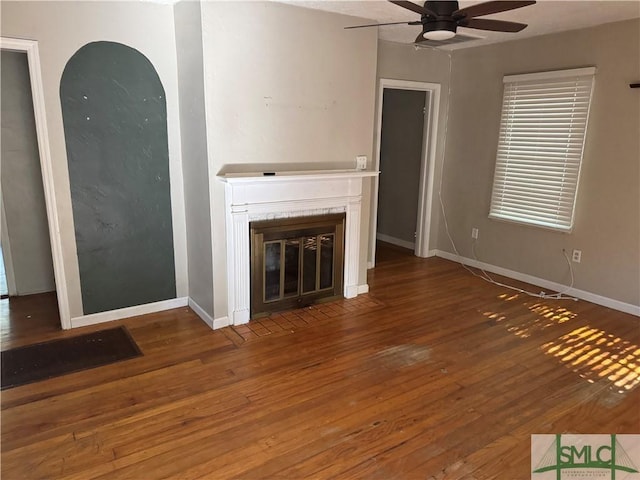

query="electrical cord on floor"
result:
[470,238,578,301]
[439,191,578,301]
[436,52,578,302]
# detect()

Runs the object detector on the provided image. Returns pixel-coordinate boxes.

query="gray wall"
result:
[1,51,56,295]
[377,88,426,245]
[439,19,640,306]
[174,0,214,317]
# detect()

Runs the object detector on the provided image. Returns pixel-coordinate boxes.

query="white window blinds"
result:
[489,67,596,231]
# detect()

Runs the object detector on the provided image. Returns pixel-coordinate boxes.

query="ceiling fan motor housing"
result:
[424,0,460,17]
[422,0,460,34]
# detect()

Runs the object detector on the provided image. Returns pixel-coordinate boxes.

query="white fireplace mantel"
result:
[219,169,378,325]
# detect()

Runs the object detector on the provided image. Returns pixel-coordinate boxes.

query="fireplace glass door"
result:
[250,214,345,318]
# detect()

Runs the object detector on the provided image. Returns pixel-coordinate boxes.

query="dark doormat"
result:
[1,326,142,390]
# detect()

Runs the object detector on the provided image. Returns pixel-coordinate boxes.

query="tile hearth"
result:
[230,294,385,343]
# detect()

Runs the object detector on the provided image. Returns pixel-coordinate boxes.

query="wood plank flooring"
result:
[1,243,639,479]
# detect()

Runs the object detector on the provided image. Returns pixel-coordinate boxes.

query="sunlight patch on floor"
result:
[542,326,640,393]
[483,296,578,339]
[484,294,638,393]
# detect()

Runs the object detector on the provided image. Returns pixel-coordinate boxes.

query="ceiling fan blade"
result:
[454,1,535,19]
[389,1,438,18]
[460,18,527,32]
[345,20,421,29]
[414,32,426,43]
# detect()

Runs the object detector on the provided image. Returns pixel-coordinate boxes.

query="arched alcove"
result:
[60,41,175,315]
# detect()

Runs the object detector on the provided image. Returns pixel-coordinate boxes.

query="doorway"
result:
[1,37,70,331]
[1,49,59,337]
[369,79,441,268]
[377,88,427,252]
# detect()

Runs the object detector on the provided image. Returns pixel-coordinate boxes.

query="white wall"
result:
[439,19,640,307]
[1,1,188,318]
[174,0,214,318]
[200,1,378,320]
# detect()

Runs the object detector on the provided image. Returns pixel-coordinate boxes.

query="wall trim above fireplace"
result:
[219,169,378,326]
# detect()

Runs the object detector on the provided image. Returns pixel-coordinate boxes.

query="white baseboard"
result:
[434,249,640,317]
[213,316,230,329]
[188,298,230,330]
[376,233,415,251]
[357,284,369,295]
[188,298,215,329]
[70,297,189,328]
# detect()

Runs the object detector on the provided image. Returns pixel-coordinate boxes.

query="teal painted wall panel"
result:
[61,41,176,315]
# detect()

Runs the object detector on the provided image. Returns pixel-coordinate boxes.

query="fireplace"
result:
[250,213,345,317]
[219,169,378,326]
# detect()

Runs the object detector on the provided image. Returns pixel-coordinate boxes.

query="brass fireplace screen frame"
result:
[250,213,345,318]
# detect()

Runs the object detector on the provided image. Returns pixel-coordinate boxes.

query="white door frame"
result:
[369,78,441,267]
[1,37,71,329]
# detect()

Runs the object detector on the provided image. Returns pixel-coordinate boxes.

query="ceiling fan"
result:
[346,1,536,42]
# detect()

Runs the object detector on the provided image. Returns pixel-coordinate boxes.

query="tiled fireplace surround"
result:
[220,170,378,326]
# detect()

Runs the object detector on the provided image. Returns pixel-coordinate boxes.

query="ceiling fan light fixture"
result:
[423,29,456,40]
[421,18,457,41]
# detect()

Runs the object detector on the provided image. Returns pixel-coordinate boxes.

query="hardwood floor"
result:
[1,291,62,349]
[1,244,639,479]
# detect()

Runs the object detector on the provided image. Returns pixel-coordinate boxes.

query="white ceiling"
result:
[279,0,640,49]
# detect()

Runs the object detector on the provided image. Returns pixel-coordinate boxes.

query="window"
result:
[489,67,596,231]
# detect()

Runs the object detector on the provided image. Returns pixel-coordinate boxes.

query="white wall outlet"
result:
[471,228,479,239]
[572,249,582,263]
[356,155,367,170]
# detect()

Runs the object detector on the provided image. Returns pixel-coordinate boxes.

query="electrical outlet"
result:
[572,249,582,263]
[471,228,479,239]
[356,155,367,170]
